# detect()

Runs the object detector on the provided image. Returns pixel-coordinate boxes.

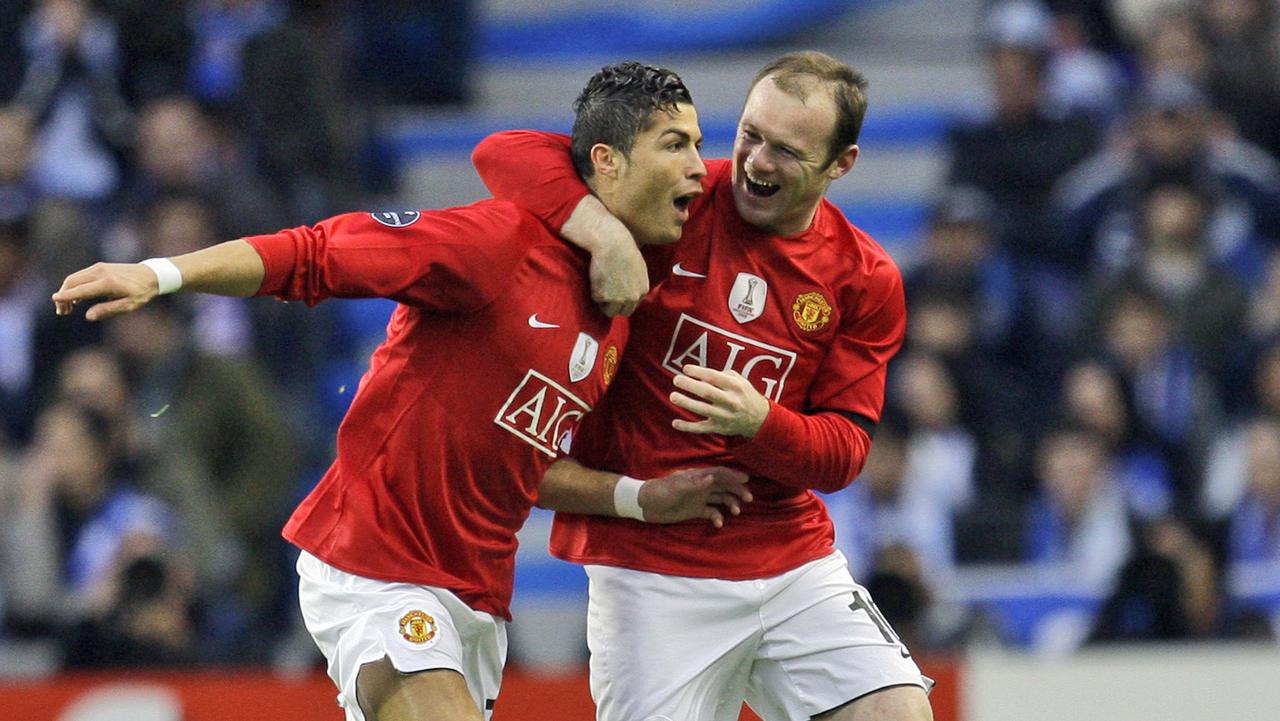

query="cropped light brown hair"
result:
[750,51,868,166]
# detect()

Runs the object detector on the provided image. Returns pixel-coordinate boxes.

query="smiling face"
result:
[594,102,706,246]
[732,76,857,236]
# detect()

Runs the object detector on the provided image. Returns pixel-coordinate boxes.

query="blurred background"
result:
[1,0,1279,719]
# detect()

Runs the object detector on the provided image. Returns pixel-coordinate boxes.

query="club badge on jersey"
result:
[728,272,768,323]
[792,291,833,332]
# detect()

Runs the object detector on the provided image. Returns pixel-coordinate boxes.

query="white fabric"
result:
[613,476,646,521]
[295,552,507,721]
[584,551,929,721]
[140,258,183,295]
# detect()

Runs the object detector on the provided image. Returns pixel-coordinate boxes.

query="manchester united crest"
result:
[792,292,832,331]
[398,610,438,646]
[602,345,619,385]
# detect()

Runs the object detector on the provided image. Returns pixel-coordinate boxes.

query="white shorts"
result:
[584,551,929,721]
[295,551,507,721]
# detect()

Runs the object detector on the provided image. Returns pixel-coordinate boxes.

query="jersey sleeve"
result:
[471,131,589,231]
[245,200,541,311]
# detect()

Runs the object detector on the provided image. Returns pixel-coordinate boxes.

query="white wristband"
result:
[140,257,183,295]
[613,476,646,522]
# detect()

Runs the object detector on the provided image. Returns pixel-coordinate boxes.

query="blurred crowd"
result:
[838,0,1280,655]
[1,0,1279,673]
[0,0,476,669]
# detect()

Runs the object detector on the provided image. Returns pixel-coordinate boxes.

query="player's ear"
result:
[590,143,622,179]
[827,144,858,180]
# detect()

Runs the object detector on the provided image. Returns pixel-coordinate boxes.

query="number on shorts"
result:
[849,588,911,658]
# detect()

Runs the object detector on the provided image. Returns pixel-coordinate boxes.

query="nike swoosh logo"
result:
[527,314,560,329]
[672,263,707,278]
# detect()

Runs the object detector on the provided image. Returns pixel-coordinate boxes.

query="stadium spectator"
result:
[62,533,201,668]
[52,62,748,720]
[1247,249,1280,342]
[1203,342,1280,522]
[986,0,1125,121]
[1079,180,1251,400]
[106,0,192,104]
[1134,4,1209,84]
[1059,359,1173,520]
[1088,517,1221,642]
[1054,73,1280,288]
[902,187,1036,518]
[473,51,934,721]
[835,393,970,588]
[189,0,357,222]
[101,295,299,645]
[947,0,1102,368]
[1197,0,1280,163]
[0,402,180,642]
[905,185,1018,361]
[141,194,255,358]
[10,0,134,203]
[1222,417,1280,564]
[122,96,285,241]
[1084,280,1223,504]
[51,344,247,648]
[0,217,41,446]
[1023,424,1133,590]
[0,109,37,222]
[886,353,976,578]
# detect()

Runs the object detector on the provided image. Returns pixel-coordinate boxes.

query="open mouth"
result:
[673,190,700,215]
[744,170,780,198]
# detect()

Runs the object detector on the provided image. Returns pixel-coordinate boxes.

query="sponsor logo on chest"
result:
[494,369,592,457]
[661,313,797,401]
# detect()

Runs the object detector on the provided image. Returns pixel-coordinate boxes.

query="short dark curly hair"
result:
[571,62,693,180]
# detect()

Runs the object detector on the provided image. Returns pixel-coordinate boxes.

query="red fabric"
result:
[472,131,587,231]
[733,402,873,493]
[472,133,907,580]
[247,203,629,619]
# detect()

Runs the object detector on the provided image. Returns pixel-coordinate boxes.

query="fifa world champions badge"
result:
[792,292,832,332]
[398,610,439,647]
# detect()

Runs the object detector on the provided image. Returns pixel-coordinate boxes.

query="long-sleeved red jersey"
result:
[474,132,906,580]
[248,202,628,618]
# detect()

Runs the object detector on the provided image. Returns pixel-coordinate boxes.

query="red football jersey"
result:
[474,134,906,580]
[246,202,628,618]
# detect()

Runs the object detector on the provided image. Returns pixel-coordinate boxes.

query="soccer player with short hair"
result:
[473,51,934,721]
[51,62,749,721]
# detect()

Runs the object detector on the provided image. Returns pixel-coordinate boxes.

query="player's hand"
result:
[52,262,159,321]
[588,236,648,317]
[670,365,771,438]
[637,466,752,527]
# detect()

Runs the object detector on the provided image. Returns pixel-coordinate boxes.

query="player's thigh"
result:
[814,685,932,721]
[745,553,930,721]
[356,659,484,721]
[585,564,759,721]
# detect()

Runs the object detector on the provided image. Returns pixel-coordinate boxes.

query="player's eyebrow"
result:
[659,129,695,143]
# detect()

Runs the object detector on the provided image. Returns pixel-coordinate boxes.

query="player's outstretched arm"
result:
[52,239,265,321]
[538,458,751,527]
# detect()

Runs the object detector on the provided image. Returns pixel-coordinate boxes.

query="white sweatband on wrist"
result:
[140,257,183,295]
[613,476,646,521]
